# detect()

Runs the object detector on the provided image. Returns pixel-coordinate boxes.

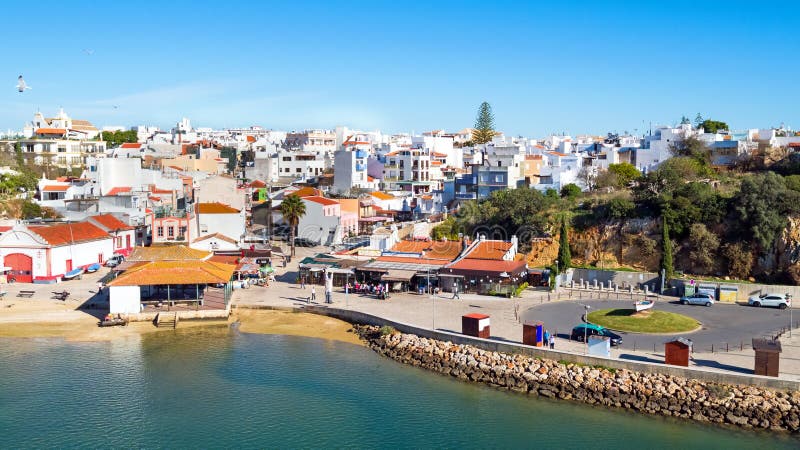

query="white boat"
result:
[634,299,654,312]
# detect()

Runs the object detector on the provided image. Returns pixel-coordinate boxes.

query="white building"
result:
[196,202,246,243]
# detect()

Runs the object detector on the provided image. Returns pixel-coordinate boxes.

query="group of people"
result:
[350,282,389,299]
[543,329,556,349]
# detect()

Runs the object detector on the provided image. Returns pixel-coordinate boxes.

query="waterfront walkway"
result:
[237,247,800,381]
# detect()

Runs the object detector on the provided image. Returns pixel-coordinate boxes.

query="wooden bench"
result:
[17,291,35,298]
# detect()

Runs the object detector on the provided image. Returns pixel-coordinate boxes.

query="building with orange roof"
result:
[88,214,137,257]
[107,259,236,315]
[196,202,245,246]
[0,221,116,283]
[439,235,526,294]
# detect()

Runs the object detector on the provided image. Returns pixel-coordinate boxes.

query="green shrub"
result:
[379,325,396,336]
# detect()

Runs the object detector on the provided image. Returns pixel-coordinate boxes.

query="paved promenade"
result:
[237,247,800,381]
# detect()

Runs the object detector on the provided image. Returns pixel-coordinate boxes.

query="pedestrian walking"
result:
[310,285,316,303]
[301,277,306,289]
[543,329,550,347]
[549,334,555,349]
[452,286,460,300]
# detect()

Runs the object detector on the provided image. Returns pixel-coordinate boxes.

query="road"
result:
[521,298,796,352]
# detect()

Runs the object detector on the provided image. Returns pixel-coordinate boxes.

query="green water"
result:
[0,327,797,449]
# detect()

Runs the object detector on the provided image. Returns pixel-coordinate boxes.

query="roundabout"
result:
[586,308,700,334]
[521,298,794,351]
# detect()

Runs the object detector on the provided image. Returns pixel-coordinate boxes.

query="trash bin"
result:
[462,313,490,338]
[665,338,692,367]
[523,322,544,347]
[752,338,781,377]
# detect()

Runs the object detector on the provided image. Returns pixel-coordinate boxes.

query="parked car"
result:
[294,237,320,247]
[570,324,622,346]
[679,292,715,306]
[105,254,125,268]
[748,293,791,309]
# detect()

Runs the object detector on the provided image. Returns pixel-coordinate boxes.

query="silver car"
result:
[679,292,715,306]
[748,293,791,309]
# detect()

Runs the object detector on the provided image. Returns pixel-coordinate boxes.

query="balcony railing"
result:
[355,163,367,171]
[355,150,368,159]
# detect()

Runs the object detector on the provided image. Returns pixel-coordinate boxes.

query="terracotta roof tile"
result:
[107,260,235,286]
[303,196,339,206]
[447,258,527,272]
[89,214,134,231]
[42,184,70,192]
[121,143,142,149]
[29,222,110,246]
[35,128,67,135]
[390,240,462,260]
[106,186,132,196]
[197,202,240,214]
[465,241,513,260]
[370,191,395,200]
[194,233,237,244]
[127,245,211,262]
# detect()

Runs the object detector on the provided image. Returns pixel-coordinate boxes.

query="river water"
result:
[1,327,797,449]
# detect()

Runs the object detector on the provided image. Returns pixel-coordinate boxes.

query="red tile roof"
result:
[121,143,142,149]
[391,240,462,260]
[463,313,490,319]
[42,185,70,192]
[106,186,132,196]
[432,152,448,157]
[30,222,110,246]
[246,135,256,143]
[303,196,339,206]
[447,258,526,272]
[35,128,67,135]
[90,214,134,231]
[197,202,240,214]
[466,241,513,260]
[249,180,267,188]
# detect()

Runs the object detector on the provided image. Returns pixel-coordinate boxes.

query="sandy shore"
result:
[233,309,363,346]
[0,301,361,345]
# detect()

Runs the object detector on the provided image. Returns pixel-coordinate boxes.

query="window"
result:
[168,226,174,237]
[296,168,302,173]
[284,168,290,173]
[115,237,123,248]
[157,226,164,237]
[179,226,187,236]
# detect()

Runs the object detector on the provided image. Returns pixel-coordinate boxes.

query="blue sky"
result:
[2,0,798,136]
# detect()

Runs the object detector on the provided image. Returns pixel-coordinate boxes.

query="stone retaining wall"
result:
[356,325,800,432]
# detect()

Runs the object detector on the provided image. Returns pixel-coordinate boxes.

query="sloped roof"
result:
[465,241,513,260]
[290,186,322,198]
[303,196,339,206]
[106,186,132,196]
[127,245,211,262]
[447,258,526,273]
[197,202,240,214]
[35,128,67,135]
[29,222,110,246]
[90,214,134,231]
[121,143,142,149]
[107,260,235,286]
[194,233,237,244]
[370,191,395,200]
[390,240,462,261]
[249,180,267,188]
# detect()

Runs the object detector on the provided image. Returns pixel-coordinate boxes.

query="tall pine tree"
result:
[472,101,495,144]
[558,215,571,273]
[660,215,674,279]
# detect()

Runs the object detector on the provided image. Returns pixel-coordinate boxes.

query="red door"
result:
[5,253,33,283]
[66,259,73,273]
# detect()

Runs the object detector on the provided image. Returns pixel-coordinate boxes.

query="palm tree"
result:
[279,194,306,256]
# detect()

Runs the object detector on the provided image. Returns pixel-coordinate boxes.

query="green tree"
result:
[722,242,753,280]
[660,215,674,279]
[607,163,641,187]
[607,197,635,220]
[472,101,495,145]
[732,172,800,251]
[688,223,720,274]
[279,194,307,256]
[694,113,704,128]
[431,216,461,240]
[21,200,42,219]
[698,119,729,134]
[560,183,581,199]
[101,130,138,148]
[557,215,571,273]
[669,135,711,167]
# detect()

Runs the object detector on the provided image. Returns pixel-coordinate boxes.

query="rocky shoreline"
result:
[354,325,800,432]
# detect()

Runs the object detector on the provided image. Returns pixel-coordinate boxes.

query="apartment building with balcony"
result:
[284,129,336,156]
[333,147,376,194]
[381,148,436,194]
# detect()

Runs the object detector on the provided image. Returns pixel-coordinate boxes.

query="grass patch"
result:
[587,308,699,334]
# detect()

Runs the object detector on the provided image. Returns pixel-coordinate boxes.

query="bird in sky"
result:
[16,75,31,92]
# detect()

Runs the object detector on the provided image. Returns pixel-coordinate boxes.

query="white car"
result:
[748,293,791,309]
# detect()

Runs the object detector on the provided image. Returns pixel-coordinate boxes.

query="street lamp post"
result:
[579,303,591,354]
